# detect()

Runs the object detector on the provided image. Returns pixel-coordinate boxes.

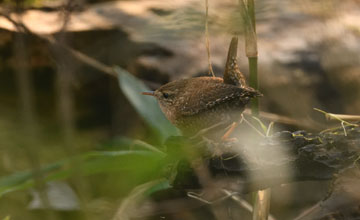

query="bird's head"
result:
[142,80,188,118]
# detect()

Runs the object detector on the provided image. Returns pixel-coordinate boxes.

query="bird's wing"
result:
[179,82,260,116]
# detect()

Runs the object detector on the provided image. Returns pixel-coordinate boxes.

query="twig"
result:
[10,5,56,219]
[243,109,320,130]
[44,35,117,77]
[314,108,358,137]
[253,189,272,220]
[46,2,93,217]
[187,191,238,204]
[314,108,360,124]
[0,10,31,33]
[0,10,117,78]
[328,114,360,121]
[222,189,276,220]
[222,189,253,212]
[205,0,215,77]
[241,115,266,137]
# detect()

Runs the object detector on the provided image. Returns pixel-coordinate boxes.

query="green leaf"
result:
[142,179,171,197]
[99,137,165,155]
[252,116,267,135]
[115,66,179,141]
[77,150,165,176]
[113,179,170,220]
[266,122,274,137]
[0,161,65,197]
[0,150,165,198]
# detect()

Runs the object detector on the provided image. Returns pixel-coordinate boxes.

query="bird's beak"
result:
[141,91,155,96]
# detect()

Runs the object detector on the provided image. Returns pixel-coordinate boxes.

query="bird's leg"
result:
[221,122,239,142]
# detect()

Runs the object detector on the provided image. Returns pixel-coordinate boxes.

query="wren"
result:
[142,37,261,136]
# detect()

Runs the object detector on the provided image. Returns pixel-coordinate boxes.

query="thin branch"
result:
[222,189,276,220]
[241,115,266,137]
[10,5,57,219]
[314,108,360,125]
[205,0,215,77]
[43,35,116,77]
[243,109,319,130]
[0,11,116,78]
[253,189,272,220]
[187,191,238,204]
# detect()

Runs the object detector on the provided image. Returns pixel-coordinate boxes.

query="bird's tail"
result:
[244,86,263,98]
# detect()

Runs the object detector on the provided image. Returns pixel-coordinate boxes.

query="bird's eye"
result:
[163,93,169,98]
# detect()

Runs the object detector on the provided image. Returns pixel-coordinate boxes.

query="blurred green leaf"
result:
[0,150,165,198]
[113,179,170,220]
[115,66,180,141]
[252,116,267,135]
[0,161,65,197]
[143,178,171,196]
[99,137,166,155]
[98,136,137,150]
[77,150,165,176]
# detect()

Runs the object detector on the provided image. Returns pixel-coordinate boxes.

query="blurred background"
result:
[0,0,359,219]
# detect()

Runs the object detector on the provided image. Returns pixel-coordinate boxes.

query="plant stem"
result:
[241,1,270,219]
[249,57,259,115]
[253,189,272,220]
[205,0,215,77]
[245,0,259,116]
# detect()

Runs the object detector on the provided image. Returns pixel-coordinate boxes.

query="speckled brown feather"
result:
[155,77,261,135]
[223,37,247,87]
[147,36,261,136]
[167,77,258,116]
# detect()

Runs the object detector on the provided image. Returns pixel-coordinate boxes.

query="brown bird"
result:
[142,37,261,137]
